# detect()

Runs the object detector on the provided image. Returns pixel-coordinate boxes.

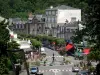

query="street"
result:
[38,47,77,75]
[20,47,80,75]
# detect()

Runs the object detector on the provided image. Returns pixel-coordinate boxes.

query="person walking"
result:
[52,53,55,62]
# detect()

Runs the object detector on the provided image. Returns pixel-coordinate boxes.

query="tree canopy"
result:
[0,0,87,19]
[0,17,10,74]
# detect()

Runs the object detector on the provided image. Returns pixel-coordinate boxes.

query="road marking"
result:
[62,70,64,71]
[46,56,63,58]
[39,69,72,73]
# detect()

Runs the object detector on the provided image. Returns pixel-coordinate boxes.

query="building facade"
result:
[57,21,79,40]
[45,5,81,37]
[10,13,45,36]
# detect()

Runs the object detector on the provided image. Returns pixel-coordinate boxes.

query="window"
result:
[50,17,52,22]
[54,17,57,22]
[46,18,48,22]
[49,11,51,15]
[16,24,18,29]
[48,17,50,22]
[21,24,24,29]
[52,11,55,15]
[71,29,74,32]
[52,17,54,23]
[19,24,21,29]
[67,29,70,32]
[46,11,48,15]
[71,17,76,22]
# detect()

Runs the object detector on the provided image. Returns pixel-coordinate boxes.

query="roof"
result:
[65,22,78,27]
[46,5,79,10]
[58,21,78,27]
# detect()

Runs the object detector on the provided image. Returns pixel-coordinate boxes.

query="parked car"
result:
[41,47,46,55]
[76,70,89,75]
[30,67,39,74]
[72,66,79,72]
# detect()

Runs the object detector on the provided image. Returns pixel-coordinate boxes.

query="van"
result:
[41,47,46,55]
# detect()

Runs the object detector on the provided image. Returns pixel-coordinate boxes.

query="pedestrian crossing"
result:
[46,56,63,58]
[39,69,72,73]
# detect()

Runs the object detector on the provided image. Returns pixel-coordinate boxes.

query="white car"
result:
[72,66,79,72]
[30,67,39,74]
[41,47,46,55]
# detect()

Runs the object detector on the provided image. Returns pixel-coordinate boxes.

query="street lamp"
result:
[64,23,66,40]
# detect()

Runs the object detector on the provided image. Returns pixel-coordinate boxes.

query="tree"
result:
[7,41,20,50]
[0,16,10,74]
[85,0,100,61]
[55,38,65,45]
[30,39,42,49]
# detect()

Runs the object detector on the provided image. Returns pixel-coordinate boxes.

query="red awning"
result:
[83,48,90,55]
[66,44,74,51]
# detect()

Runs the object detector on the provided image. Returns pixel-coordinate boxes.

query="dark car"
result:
[77,70,89,75]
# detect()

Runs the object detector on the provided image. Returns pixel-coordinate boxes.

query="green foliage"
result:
[0,17,10,74]
[0,0,88,19]
[88,66,95,72]
[87,49,100,61]
[84,0,100,61]
[7,59,12,70]
[30,61,40,66]
[55,38,65,45]
[35,35,65,45]
[35,34,44,41]
[65,60,71,64]
[30,39,42,48]
[11,12,28,19]
[18,33,34,39]
[7,41,20,50]
[0,56,9,74]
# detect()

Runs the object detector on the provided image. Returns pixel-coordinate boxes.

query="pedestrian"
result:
[96,60,100,75]
[52,56,55,62]
[44,60,46,66]
[53,53,54,57]
[87,61,91,66]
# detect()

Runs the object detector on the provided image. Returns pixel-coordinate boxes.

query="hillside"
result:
[0,0,88,19]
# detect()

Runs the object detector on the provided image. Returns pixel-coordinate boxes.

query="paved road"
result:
[39,65,76,75]
[42,47,80,65]
[20,47,79,75]
[38,47,77,75]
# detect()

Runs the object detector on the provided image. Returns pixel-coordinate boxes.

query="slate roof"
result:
[58,21,78,27]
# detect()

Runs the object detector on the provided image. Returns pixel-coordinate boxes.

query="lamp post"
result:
[57,25,60,38]
[64,24,66,40]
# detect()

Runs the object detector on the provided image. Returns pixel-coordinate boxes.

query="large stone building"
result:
[45,5,81,37]
[10,13,45,36]
[57,21,79,40]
